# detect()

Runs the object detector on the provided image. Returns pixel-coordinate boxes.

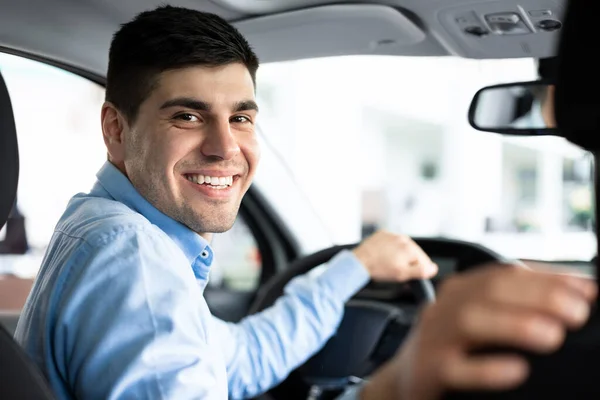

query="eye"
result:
[174,113,199,122]
[231,115,252,124]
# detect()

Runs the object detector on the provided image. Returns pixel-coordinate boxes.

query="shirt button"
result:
[201,250,209,258]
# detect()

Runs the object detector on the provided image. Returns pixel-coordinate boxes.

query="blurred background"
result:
[0,53,594,293]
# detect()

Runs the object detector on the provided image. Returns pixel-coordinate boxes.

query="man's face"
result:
[106,63,260,235]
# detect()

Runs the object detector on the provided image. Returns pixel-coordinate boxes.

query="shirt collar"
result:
[94,161,214,273]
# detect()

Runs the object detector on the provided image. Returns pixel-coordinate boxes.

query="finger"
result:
[405,247,438,279]
[404,258,438,280]
[522,263,597,299]
[441,353,529,391]
[524,260,593,278]
[477,269,594,328]
[475,263,596,300]
[561,275,598,300]
[457,303,567,353]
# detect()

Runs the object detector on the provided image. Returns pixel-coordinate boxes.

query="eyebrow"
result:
[233,100,259,113]
[160,97,211,112]
[159,97,259,113]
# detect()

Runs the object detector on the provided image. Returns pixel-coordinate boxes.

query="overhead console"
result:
[437,0,566,58]
[233,4,427,62]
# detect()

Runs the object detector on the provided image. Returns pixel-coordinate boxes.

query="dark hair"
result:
[106,5,259,122]
[530,56,558,103]
[537,56,558,82]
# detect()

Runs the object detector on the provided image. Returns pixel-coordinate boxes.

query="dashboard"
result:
[433,256,460,277]
[355,257,595,305]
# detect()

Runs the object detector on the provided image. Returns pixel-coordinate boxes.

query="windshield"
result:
[255,56,595,262]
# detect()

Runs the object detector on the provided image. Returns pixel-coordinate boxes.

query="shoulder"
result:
[56,193,170,250]
[51,195,192,307]
[47,193,186,287]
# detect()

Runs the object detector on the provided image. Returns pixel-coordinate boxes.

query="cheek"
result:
[241,135,261,172]
[152,131,196,170]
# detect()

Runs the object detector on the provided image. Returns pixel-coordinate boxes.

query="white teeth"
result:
[186,174,234,187]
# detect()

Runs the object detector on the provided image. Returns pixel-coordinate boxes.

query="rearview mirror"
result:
[468,81,560,136]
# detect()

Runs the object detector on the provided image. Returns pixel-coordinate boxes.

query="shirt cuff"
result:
[313,249,371,302]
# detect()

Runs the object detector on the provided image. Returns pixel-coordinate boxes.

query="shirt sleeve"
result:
[212,249,370,399]
[53,228,226,400]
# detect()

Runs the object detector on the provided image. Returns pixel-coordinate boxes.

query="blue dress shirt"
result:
[14,161,371,399]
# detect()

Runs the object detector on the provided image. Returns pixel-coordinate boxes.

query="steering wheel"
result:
[249,237,508,398]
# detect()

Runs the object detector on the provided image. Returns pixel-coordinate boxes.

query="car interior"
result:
[0,0,598,399]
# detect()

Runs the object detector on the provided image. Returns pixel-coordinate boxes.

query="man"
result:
[15,6,597,400]
[14,6,438,400]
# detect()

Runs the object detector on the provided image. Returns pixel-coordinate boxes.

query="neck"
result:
[200,232,213,242]
[108,159,128,178]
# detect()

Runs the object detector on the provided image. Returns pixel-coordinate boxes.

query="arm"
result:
[212,250,370,399]
[217,231,439,399]
[53,228,227,399]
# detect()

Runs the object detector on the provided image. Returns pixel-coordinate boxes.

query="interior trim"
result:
[0,46,105,86]
[240,186,300,286]
[234,4,426,62]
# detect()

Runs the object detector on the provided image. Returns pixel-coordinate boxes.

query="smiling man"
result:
[14,6,438,400]
[106,63,260,237]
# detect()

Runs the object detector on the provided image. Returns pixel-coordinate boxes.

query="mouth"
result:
[183,173,239,197]
[184,173,235,189]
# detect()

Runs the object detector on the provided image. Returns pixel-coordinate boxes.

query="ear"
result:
[101,102,129,164]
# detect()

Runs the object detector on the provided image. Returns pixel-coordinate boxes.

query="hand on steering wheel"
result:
[352,231,438,283]
[250,237,507,399]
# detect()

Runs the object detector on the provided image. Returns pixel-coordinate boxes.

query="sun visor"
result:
[233,4,426,63]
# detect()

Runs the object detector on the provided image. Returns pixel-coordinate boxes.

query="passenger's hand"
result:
[360,265,597,400]
[353,230,438,282]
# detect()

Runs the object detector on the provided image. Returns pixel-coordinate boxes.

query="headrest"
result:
[554,0,600,151]
[0,72,19,230]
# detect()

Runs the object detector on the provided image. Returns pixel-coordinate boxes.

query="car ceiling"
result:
[0,0,566,80]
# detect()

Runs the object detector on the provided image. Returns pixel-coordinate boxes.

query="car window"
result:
[255,56,595,262]
[209,217,262,292]
[0,53,262,310]
[0,53,106,282]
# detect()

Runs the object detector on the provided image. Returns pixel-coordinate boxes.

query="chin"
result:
[191,219,236,234]
[184,208,239,234]
[207,223,235,234]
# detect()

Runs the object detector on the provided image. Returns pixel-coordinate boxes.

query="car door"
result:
[205,186,299,322]
[0,52,109,334]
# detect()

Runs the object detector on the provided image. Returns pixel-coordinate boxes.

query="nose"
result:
[200,120,240,161]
